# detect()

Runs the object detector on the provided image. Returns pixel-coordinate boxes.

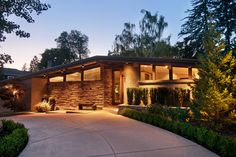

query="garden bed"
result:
[121,108,236,157]
[0,120,28,157]
[118,104,146,114]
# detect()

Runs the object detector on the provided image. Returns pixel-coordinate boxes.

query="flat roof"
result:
[1,55,199,82]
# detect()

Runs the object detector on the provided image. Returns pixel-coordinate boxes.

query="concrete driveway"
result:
[3,110,218,157]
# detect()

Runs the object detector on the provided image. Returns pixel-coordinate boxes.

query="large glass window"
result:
[173,67,189,80]
[155,66,169,80]
[192,68,199,79]
[140,65,153,81]
[84,67,101,81]
[113,71,121,103]
[49,76,64,82]
[66,72,81,82]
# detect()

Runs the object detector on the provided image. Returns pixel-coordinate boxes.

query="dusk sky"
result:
[1,0,191,69]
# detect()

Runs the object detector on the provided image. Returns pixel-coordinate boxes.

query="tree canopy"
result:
[55,30,89,60]
[179,0,236,58]
[38,48,77,70]
[108,9,175,58]
[0,0,50,69]
[0,0,50,42]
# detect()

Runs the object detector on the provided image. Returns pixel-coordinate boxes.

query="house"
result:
[0,68,29,80]
[1,56,199,111]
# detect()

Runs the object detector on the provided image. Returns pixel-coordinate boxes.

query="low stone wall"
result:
[118,104,147,114]
[48,81,105,110]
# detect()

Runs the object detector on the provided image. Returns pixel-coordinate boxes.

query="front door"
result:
[112,70,123,105]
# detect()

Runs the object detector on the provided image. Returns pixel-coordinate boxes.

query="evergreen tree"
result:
[212,0,236,51]
[22,63,28,71]
[192,32,236,123]
[179,0,213,57]
[29,56,40,72]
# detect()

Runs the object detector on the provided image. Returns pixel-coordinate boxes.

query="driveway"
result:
[3,110,219,157]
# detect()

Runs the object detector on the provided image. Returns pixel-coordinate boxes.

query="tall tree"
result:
[109,9,171,57]
[192,31,236,122]
[212,0,236,51]
[38,48,77,70]
[179,0,213,57]
[55,30,89,60]
[22,63,27,71]
[29,56,40,72]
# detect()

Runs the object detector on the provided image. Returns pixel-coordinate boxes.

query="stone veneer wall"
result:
[48,81,105,109]
[48,67,113,109]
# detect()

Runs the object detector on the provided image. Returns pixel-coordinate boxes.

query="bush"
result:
[133,88,142,105]
[0,120,28,157]
[121,109,236,157]
[147,104,190,122]
[150,88,158,104]
[49,97,56,111]
[35,101,51,112]
[141,88,148,106]
[127,88,134,105]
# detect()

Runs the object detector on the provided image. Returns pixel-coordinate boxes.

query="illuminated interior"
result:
[49,76,64,82]
[173,67,189,80]
[66,72,81,81]
[84,67,101,81]
[192,68,199,79]
[140,65,153,81]
[155,66,169,80]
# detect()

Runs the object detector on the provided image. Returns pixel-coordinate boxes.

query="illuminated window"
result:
[173,67,189,80]
[192,68,199,79]
[66,72,81,81]
[155,66,169,80]
[49,76,64,82]
[84,67,101,81]
[140,65,153,81]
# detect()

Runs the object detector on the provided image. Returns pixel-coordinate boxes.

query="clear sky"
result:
[1,0,191,69]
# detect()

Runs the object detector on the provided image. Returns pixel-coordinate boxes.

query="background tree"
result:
[179,0,236,58]
[38,48,77,70]
[178,0,212,58]
[212,0,236,52]
[21,63,27,71]
[29,56,40,72]
[55,30,89,60]
[109,10,175,58]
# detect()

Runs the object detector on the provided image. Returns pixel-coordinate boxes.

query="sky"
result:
[1,0,191,69]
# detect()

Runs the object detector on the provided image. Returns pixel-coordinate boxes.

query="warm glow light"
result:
[13,89,18,95]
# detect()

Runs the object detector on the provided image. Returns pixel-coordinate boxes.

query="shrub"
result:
[0,120,28,157]
[49,97,56,111]
[121,109,236,157]
[147,104,190,122]
[133,88,142,105]
[150,88,158,104]
[127,88,134,105]
[141,88,148,106]
[35,101,50,112]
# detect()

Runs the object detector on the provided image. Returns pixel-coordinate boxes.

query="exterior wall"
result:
[103,68,113,106]
[31,78,48,111]
[123,63,139,104]
[48,81,105,109]
[20,79,32,111]
[48,66,113,109]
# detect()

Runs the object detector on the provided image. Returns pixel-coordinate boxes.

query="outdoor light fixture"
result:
[165,65,171,69]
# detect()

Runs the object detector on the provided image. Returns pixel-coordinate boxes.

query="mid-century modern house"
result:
[1,56,199,111]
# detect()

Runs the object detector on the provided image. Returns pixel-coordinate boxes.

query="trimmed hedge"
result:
[121,109,236,157]
[0,120,28,157]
